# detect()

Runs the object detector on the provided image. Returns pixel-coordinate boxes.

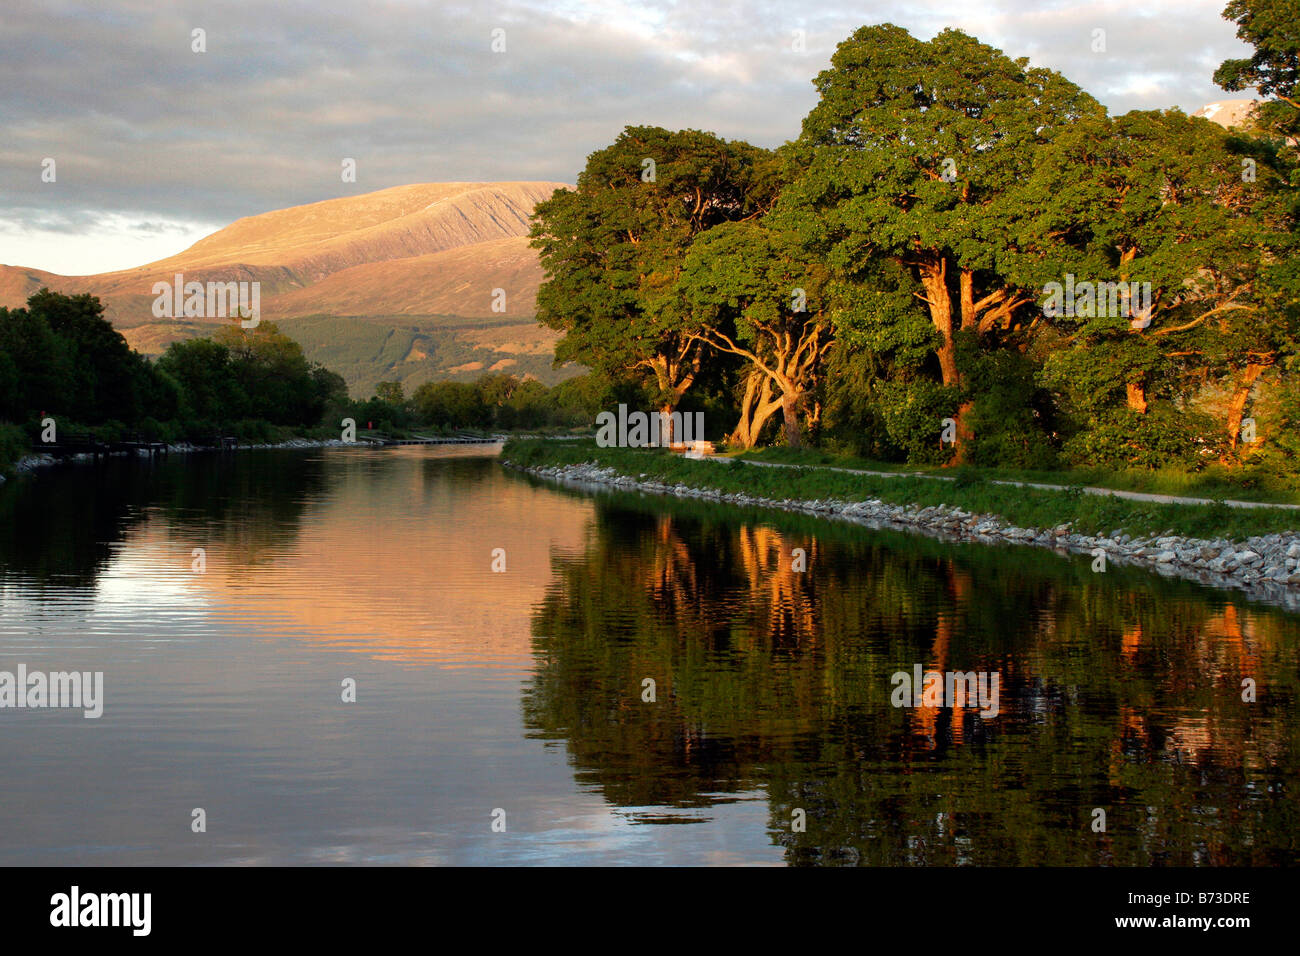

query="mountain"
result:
[1192,99,1259,129]
[0,181,575,396]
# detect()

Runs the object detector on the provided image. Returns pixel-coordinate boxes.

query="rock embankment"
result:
[512,461,1300,610]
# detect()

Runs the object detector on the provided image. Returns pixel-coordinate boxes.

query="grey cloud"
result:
[0,0,1254,238]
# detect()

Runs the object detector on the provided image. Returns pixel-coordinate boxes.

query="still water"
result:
[0,445,1296,865]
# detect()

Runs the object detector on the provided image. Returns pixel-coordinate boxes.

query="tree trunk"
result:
[648,348,698,436]
[749,399,783,448]
[659,405,675,445]
[729,372,762,448]
[921,266,959,388]
[951,399,976,465]
[781,391,801,448]
[805,399,822,440]
[729,372,783,450]
[959,268,976,330]
[1226,362,1265,451]
[920,261,974,459]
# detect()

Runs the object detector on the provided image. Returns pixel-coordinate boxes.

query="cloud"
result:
[0,0,1254,273]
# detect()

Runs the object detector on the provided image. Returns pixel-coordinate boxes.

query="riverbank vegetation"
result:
[527,5,1300,489]
[0,289,349,470]
[732,446,1300,506]
[502,438,1300,541]
[0,288,612,472]
[350,371,614,437]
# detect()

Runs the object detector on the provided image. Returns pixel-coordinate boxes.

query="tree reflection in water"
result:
[523,492,1300,866]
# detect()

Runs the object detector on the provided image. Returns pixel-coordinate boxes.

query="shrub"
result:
[0,422,27,472]
[1062,406,1225,470]
[875,378,959,466]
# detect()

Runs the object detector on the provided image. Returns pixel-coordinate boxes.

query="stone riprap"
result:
[511,460,1300,611]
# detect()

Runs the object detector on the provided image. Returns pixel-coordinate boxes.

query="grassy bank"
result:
[502,439,1300,541]
[732,446,1300,506]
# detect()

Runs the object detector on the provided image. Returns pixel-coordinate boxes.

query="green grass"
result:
[732,446,1300,506]
[502,439,1300,542]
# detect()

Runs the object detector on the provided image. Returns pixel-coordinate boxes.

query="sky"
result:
[0,0,1256,275]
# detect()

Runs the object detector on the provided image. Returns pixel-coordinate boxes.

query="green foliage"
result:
[819,346,897,459]
[410,380,488,429]
[0,298,78,419]
[776,23,1103,397]
[400,371,619,432]
[374,381,404,405]
[950,467,986,490]
[959,337,1059,469]
[1214,0,1300,140]
[1062,407,1227,470]
[530,125,777,407]
[0,291,350,448]
[0,422,26,473]
[156,337,241,423]
[874,378,959,466]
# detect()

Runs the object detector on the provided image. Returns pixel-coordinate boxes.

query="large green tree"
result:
[28,289,145,423]
[530,126,778,438]
[777,25,1104,454]
[680,221,833,447]
[1214,0,1300,141]
[211,322,326,425]
[0,301,67,420]
[1027,109,1295,456]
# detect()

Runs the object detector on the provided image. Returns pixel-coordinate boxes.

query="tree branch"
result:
[1151,302,1253,336]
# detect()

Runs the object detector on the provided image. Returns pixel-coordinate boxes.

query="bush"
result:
[961,340,1060,469]
[136,417,179,443]
[821,347,901,460]
[1062,407,1225,470]
[87,420,127,443]
[876,378,960,466]
[0,422,27,472]
[232,419,277,444]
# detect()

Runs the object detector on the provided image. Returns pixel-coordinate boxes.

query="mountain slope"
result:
[271,235,544,319]
[0,181,574,393]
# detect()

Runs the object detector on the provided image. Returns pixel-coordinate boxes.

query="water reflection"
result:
[0,450,1295,865]
[522,488,1300,865]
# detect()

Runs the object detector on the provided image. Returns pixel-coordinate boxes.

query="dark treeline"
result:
[0,290,349,462]
[528,6,1300,479]
[350,372,623,436]
[0,287,618,468]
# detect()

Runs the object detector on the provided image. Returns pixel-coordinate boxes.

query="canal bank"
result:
[505,456,1300,610]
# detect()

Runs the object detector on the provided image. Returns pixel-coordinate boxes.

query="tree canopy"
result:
[525,19,1299,472]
